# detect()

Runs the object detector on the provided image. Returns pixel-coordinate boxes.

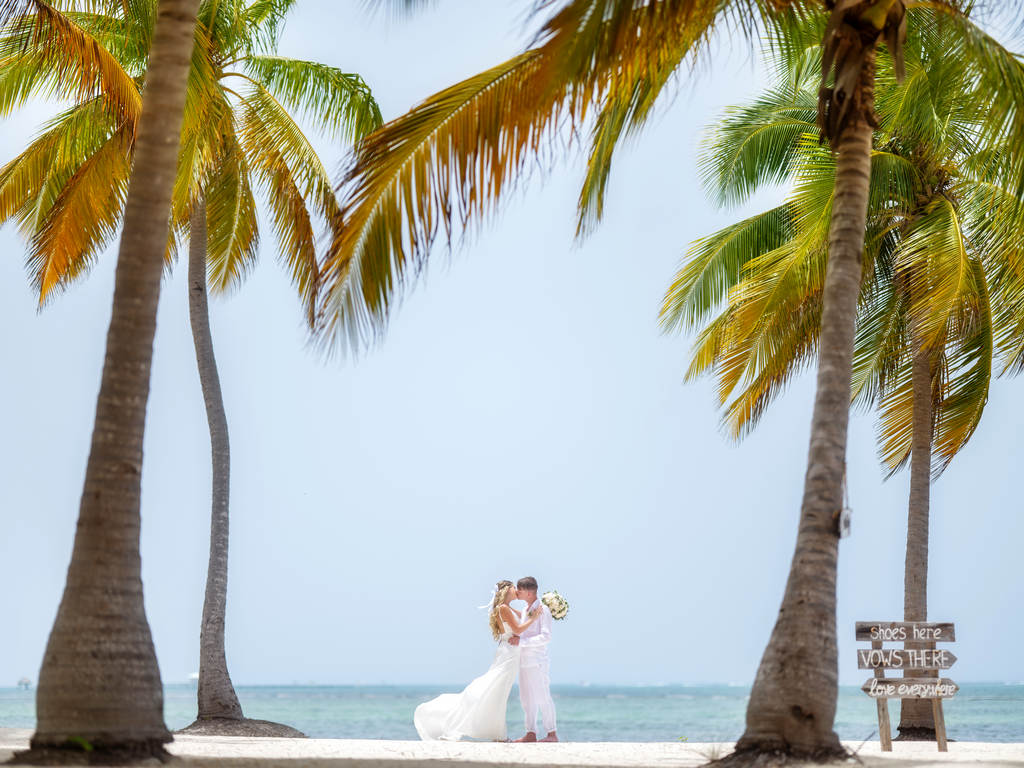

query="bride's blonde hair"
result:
[488,580,514,640]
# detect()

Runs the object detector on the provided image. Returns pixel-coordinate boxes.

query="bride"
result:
[414,580,540,741]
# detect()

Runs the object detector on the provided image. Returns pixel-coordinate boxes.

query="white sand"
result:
[2,729,1023,767]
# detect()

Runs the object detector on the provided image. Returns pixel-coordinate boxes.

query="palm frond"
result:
[175,68,236,217]
[239,82,340,321]
[243,56,382,142]
[931,254,992,474]
[0,1,141,124]
[850,228,907,407]
[61,10,148,75]
[699,84,817,207]
[359,0,435,18]
[875,347,935,477]
[874,207,991,477]
[241,0,296,52]
[719,282,820,438]
[660,203,795,333]
[898,195,979,352]
[205,139,259,292]
[319,49,567,353]
[957,176,1024,373]
[686,308,734,382]
[931,7,1024,196]
[715,229,826,399]
[29,126,132,301]
[534,0,746,105]
[0,97,114,235]
[866,148,920,215]
[575,48,677,236]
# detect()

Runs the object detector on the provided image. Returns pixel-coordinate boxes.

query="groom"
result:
[509,576,557,743]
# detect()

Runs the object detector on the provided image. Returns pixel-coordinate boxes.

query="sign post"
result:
[855,622,956,752]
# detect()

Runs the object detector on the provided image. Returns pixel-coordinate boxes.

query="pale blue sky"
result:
[1,2,1022,690]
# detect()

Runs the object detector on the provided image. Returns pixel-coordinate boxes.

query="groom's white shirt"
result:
[519,599,552,668]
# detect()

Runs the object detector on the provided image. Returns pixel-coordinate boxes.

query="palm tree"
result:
[5,0,201,761]
[316,0,1023,757]
[0,0,381,736]
[661,9,1017,739]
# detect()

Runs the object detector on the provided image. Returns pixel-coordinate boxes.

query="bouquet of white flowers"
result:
[541,590,569,620]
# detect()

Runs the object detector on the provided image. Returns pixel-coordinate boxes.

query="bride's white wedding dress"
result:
[414,622,518,741]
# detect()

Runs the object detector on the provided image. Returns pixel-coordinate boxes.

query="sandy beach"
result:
[2,729,1023,767]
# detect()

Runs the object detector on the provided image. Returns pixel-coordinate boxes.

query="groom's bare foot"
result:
[540,731,558,742]
[512,732,537,743]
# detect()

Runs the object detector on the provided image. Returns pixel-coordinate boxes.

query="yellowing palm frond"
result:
[175,81,235,224]
[535,0,744,105]
[712,222,827,414]
[875,254,991,479]
[0,97,114,235]
[239,83,338,320]
[720,282,821,438]
[686,308,734,383]
[575,33,683,237]
[0,0,368,327]
[30,126,132,301]
[898,195,979,351]
[320,49,565,352]
[930,254,992,474]
[875,348,937,477]
[67,8,150,71]
[0,1,141,124]
[205,140,259,292]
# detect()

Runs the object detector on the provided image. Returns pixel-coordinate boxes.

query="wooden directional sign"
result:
[856,620,957,753]
[855,621,956,643]
[862,677,959,699]
[856,647,958,670]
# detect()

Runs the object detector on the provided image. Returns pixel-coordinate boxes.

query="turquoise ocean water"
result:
[1,684,1021,742]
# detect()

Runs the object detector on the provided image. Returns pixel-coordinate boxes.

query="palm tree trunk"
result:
[734,52,877,760]
[23,0,201,761]
[187,201,244,722]
[897,345,935,738]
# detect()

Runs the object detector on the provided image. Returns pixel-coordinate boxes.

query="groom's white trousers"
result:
[519,662,556,734]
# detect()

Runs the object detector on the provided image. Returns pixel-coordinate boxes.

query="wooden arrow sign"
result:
[855,622,955,642]
[856,648,957,670]
[862,678,959,699]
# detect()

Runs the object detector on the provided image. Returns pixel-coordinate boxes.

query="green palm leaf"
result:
[661,204,796,333]
[700,85,817,208]
[243,56,382,142]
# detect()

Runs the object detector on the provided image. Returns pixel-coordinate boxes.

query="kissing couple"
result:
[414,577,558,743]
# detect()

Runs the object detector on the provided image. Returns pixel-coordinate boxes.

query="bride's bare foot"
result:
[512,732,537,743]
[539,731,558,742]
